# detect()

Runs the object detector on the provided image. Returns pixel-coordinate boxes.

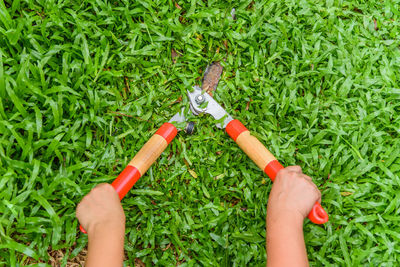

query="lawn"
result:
[1,0,400,266]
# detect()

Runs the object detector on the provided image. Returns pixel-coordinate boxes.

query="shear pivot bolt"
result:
[195,95,205,104]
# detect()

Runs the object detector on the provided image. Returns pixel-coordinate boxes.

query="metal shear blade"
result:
[169,107,186,124]
[187,86,233,129]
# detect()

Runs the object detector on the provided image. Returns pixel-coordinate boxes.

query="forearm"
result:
[266,212,308,267]
[86,224,125,267]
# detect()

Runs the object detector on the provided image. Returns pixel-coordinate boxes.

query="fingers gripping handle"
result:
[263,161,328,224]
[226,119,329,225]
[80,123,177,233]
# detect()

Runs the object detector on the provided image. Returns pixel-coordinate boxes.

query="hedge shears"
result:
[80,63,328,233]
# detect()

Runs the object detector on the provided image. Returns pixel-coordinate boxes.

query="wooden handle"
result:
[113,122,177,200]
[80,123,177,233]
[128,134,168,176]
[235,131,280,177]
[226,119,282,180]
[226,119,329,224]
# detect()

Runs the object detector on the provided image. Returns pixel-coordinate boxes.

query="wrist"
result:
[267,209,304,228]
[87,220,125,237]
[86,220,125,267]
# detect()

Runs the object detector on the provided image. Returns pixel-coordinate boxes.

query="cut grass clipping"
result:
[1,0,400,266]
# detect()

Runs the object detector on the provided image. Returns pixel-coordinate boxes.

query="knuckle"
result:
[100,183,113,190]
[91,186,99,193]
[92,183,110,193]
[275,170,286,180]
[76,203,83,214]
[290,165,302,172]
[314,188,321,197]
[279,168,289,175]
[97,183,108,189]
[80,195,89,203]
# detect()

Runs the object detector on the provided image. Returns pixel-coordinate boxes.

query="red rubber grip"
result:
[226,119,248,141]
[308,202,329,224]
[79,225,87,234]
[111,165,141,200]
[264,160,284,182]
[155,122,178,144]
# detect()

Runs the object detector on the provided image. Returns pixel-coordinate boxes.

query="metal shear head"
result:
[187,86,233,129]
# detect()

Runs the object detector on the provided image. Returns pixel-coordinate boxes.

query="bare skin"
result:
[76,166,320,266]
[76,183,125,267]
[266,166,321,267]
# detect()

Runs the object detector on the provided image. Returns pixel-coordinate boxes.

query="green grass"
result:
[1,0,400,266]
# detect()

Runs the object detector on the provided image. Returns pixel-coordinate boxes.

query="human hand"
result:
[267,166,321,223]
[76,183,125,235]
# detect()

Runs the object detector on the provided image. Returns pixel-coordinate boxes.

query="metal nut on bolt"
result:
[195,94,205,104]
